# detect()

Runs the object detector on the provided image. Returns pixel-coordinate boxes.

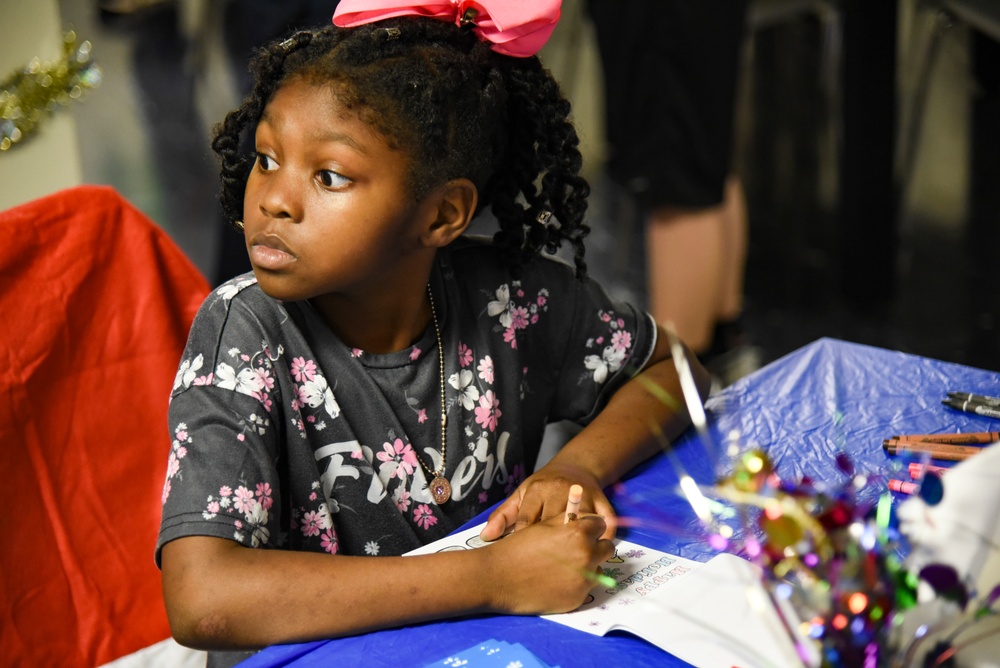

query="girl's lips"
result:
[249,233,296,270]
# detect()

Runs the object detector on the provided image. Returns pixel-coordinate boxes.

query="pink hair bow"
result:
[333,0,561,57]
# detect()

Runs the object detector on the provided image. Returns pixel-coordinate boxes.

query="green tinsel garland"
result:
[0,31,102,152]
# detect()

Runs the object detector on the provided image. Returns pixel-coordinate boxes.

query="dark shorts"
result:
[586,0,748,209]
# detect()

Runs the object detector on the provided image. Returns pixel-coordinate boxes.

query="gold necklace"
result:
[420,284,451,504]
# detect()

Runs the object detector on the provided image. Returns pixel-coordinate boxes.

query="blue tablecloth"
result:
[239,338,1000,668]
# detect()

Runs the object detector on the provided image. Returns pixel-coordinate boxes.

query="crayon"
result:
[564,484,582,523]
[889,479,918,495]
[947,392,1000,408]
[908,462,949,479]
[883,438,985,449]
[882,440,982,461]
[890,432,999,444]
[942,399,1000,420]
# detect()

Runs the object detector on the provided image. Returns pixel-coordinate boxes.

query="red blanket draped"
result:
[0,186,210,666]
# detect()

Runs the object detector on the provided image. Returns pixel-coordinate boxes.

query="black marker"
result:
[947,392,1000,408]
[943,398,1000,420]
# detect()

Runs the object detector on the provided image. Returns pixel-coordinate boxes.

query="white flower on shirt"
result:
[298,373,341,419]
[173,354,204,390]
[365,541,380,555]
[215,277,257,301]
[584,346,626,384]
[448,369,480,410]
[215,362,270,397]
[486,284,514,328]
[245,502,270,548]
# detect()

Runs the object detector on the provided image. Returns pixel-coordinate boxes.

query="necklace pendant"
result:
[429,476,451,504]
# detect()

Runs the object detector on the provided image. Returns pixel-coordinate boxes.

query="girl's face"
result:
[242,78,440,304]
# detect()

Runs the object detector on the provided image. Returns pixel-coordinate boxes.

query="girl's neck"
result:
[310,280,434,355]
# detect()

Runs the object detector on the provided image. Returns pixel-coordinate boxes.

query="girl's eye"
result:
[318,170,350,189]
[257,153,277,171]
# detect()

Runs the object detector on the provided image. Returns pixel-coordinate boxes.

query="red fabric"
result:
[0,186,210,666]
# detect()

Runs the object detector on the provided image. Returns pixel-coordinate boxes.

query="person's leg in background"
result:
[647,175,755,374]
[587,0,757,386]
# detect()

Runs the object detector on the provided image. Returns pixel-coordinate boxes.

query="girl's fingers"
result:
[590,495,618,540]
[480,493,521,542]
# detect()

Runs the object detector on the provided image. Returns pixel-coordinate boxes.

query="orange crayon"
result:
[883,440,982,462]
[564,484,582,523]
[890,432,999,444]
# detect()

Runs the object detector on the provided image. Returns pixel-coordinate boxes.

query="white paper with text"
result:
[406,523,818,668]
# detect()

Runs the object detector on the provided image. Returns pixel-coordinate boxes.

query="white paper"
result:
[406,523,819,668]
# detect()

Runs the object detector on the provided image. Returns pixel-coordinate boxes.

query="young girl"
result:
[157,1,709,663]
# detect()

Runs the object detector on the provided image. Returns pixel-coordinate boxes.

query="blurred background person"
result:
[586,0,759,387]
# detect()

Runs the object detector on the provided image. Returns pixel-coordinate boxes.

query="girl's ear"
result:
[422,178,478,248]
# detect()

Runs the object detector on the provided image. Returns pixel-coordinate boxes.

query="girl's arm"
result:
[161,513,611,650]
[481,324,711,541]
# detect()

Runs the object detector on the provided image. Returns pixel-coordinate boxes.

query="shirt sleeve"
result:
[156,287,286,566]
[527,256,657,425]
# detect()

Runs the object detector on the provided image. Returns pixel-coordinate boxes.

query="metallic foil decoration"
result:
[1,31,102,152]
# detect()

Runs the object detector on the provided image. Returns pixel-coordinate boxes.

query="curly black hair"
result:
[211,17,590,277]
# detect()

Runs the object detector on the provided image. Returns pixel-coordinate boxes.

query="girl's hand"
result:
[482,513,614,615]
[480,461,617,542]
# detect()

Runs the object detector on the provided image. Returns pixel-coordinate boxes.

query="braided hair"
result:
[211,17,590,278]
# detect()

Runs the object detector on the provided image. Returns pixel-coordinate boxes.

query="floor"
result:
[43,0,1000,374]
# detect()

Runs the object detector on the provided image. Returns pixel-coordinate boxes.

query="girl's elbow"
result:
[164,586,238,650]
[161,540,242,649]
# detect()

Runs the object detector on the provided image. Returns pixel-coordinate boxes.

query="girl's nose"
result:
[258,171,303,222]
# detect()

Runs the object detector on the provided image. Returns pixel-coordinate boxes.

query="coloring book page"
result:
[406,523,819,668]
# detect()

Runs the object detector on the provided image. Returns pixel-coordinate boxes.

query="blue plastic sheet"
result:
[239,338,1000,668]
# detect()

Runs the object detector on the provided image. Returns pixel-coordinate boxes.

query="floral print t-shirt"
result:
[156,237,656,563]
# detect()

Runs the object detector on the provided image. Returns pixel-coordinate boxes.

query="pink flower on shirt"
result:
[503,327,517,349]
[234,486,256,513]
[301,510,323,537]
[413,504,438,530]
[321,529,338,554]
[377,438,417,479]
[394,489,412,512]
[290,357,317,382]
[475,391,501,432]
[256,482,273,510]
[458,342,473,367]
[477,356,494,384]
[410,347,421,361]
[255,367,275,391]
[166,454,180,478]
[611,330,632,353]
[510,306,530,330]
